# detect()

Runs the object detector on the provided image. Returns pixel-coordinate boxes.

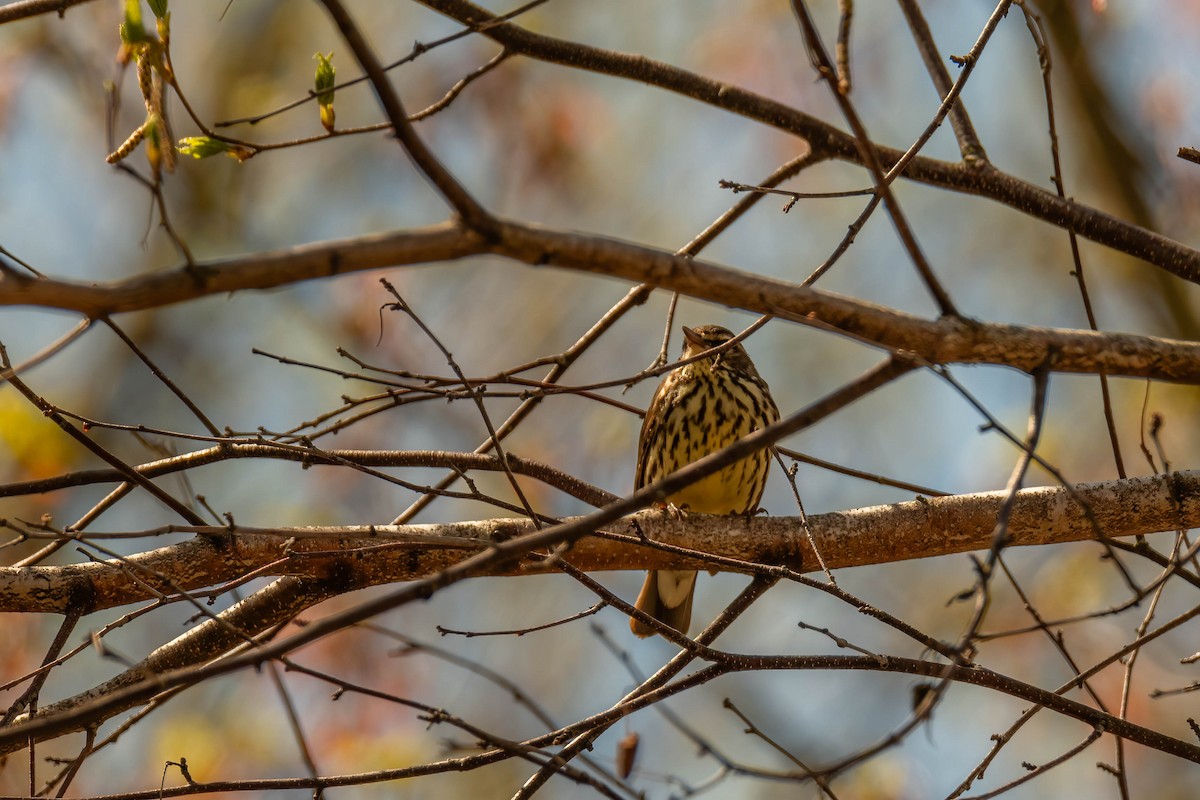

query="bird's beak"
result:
[682,326,703,348]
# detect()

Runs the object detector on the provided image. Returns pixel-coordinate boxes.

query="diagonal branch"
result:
[414,0,1200,283]
[317,0,496,234]
[792,0,959,317]
[895,0,986,162]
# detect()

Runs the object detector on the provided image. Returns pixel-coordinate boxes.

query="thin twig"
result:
[318,0,496,232]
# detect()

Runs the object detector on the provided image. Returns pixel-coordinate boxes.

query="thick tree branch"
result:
[0,222,480,313]
[4,221,1200,382]
[4,470,1196,615]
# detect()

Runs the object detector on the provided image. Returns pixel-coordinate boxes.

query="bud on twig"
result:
[314,51,336,133]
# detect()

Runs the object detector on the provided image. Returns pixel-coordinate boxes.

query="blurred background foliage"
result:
[2,1,1200,797]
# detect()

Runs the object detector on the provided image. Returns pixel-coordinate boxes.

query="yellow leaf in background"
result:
[0,392,77,482]
[151,711,228,779]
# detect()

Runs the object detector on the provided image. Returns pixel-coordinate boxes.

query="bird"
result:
[630,324,779,638]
